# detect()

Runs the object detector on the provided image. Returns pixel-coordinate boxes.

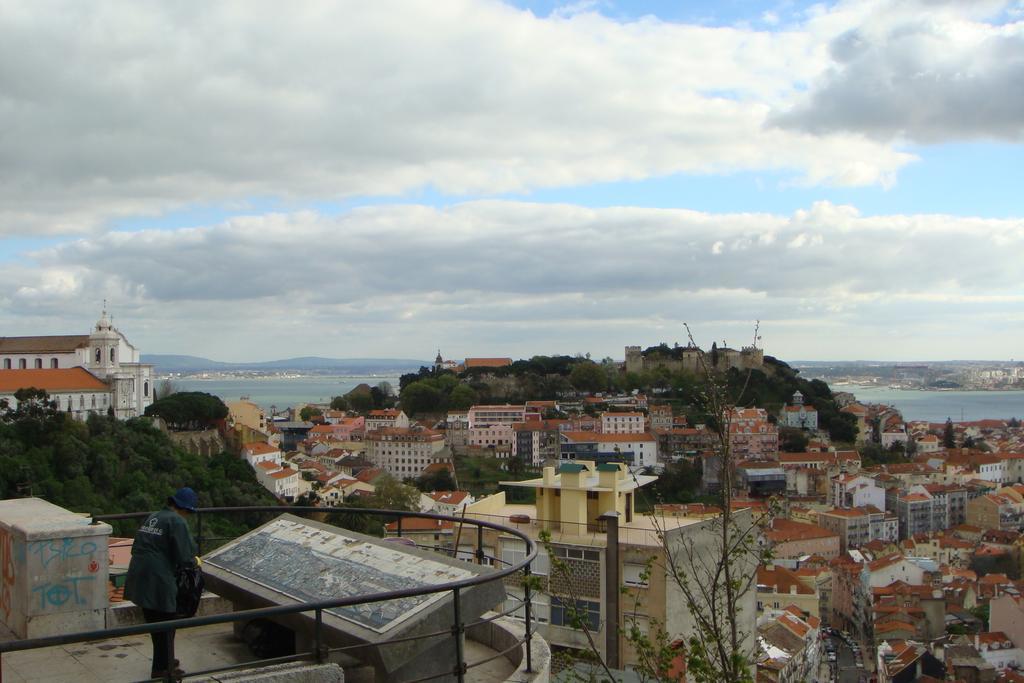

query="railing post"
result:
[315,607,324,663]
[196,509,204,556]
[475,525,485,565]
[396,516,403,538]
[452,587,465,683]
[524,559,533,673]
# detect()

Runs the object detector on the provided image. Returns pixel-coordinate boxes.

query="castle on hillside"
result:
[624,343,763,375]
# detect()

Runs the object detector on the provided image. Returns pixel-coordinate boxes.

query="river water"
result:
[842,385,1024,422]
[174,376,1024,422]
[175,375,402,410]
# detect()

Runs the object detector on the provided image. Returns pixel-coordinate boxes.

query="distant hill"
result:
[143,354,429,374]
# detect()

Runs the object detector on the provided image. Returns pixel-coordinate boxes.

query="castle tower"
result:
[624,346,643,375]
[792,390,804,406]
[434,349,443,372]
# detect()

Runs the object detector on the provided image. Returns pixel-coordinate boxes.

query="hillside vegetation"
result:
[0,389,277,538]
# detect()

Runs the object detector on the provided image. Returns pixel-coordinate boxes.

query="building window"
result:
[144,381,149,397]
[3,359,9,369]
[50,358,58,368]
[95,348,101,363]
[19,359,26,369]
[551,597,600,631]
[623,562,650,587]
[34,358,42,368]
[79,395,84,408]
[110,348,115,362]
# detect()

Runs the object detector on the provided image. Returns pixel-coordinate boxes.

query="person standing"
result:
[125,487,199,680]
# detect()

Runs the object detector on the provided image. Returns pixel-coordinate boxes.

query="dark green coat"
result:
[124,507,197,613]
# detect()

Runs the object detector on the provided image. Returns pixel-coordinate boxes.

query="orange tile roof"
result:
[243,442,279,455]
[0,367,109,392]
[758,565,814,595]
[269,469,297,479]
[429,490,471,505]
[463,358,513,368]
[0,335,89,353]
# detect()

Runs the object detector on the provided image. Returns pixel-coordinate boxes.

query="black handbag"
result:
[175,564,205,618]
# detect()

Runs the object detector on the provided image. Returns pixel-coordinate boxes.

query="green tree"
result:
[299,406,323,421]
[448,384,478,410]
[413,468,457,492]
[779,427,809,453]
[345,384,375,412]
[400,381,444,416]
[329,395,348,411]
[943,418,956,448]
[143,392,228,430]
[569,361,606,393]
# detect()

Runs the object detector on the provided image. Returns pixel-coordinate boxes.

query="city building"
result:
[0,309,154,418]
[0,367,113,420]
[364,426,447,478]
[559,431,658,470]
[460,461,759,671]
[364,409,410,432]
[600,411,645,434]
[780,391,818,431]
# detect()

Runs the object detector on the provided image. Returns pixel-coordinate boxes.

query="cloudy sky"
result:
[2,0,1022,362]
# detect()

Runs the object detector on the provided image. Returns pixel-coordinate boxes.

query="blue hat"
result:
[171,487,198,512]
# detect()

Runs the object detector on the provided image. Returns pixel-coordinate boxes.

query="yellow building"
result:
[227,399,268,433]
[456,461,758,671]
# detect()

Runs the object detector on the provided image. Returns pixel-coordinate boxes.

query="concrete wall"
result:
[0,498,111,638]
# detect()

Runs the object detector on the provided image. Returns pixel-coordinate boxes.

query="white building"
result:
[781,392,818,431]
[600,411,645,434]
[364,426,447,478]
[974,632,1024,671]
[364,409,410,431]
[560,431,658,471]
[254,461,300,501]
[832,474,886,509]
[0,310,154,419]
[0,367,113,421]
[467,404,527,429]
[241,442,282,469]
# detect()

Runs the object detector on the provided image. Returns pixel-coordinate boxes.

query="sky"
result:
[1,0,1023,363]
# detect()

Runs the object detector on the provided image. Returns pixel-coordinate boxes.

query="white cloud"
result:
[0,0,919,237]
[2,200,1022,360]
[773,0,1024,141]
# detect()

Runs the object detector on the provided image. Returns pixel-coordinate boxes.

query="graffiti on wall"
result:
[0,528,15,619]
[31,575,97,611]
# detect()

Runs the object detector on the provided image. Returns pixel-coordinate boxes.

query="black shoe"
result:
[152,667,185,681]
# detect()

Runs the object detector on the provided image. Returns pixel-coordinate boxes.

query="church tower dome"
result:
[88,305,121,375]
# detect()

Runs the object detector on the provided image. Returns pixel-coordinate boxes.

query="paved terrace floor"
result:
[0,622,513,682]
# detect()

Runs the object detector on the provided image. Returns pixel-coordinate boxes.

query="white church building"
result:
[0,310,155,419]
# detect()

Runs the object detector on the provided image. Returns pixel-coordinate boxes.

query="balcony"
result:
[0,505,551,683]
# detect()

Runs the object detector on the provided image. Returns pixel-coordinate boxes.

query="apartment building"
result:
[364,409,410,432]
[458,461,759,671]
[364,426,446,478]
[559,431,658,471]
[728,408,779,460]
[600,411,645,434]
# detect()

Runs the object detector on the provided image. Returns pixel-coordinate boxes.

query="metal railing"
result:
[0,505,539,683]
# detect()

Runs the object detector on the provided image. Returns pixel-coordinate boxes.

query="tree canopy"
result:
[1,392,277,539]
[144,391,228,431]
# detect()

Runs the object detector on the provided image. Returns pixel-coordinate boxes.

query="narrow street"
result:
[823,634,866,683]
